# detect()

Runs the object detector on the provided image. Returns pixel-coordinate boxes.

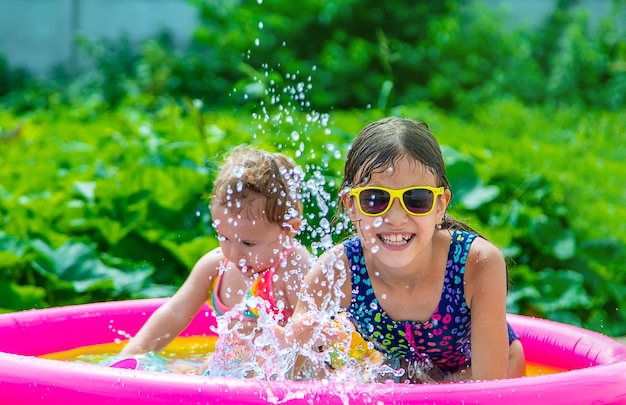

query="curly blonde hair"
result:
[211,146,304,225]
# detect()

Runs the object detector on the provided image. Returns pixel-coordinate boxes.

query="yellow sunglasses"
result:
[349,186,444,217]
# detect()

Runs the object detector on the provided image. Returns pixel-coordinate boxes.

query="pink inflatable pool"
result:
[1,298,625,404]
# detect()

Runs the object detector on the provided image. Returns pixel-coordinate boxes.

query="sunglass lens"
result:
[359,189,390,214]
[403,189,434,213]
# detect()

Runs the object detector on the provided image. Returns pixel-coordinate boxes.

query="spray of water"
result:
[202,5,431,393]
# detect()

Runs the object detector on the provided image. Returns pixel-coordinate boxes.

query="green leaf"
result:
[442,146,499,209]
[531,217,577,260]
[0,232,25,268]
[458,184,500,210]
[0,280,47,311]
[443,146,480,195]
[579,238,624,262]
[535,269,591,312]
[72,181,96,203]
[161,235,218,270]
[88,217,132,246]
[108,231,181,285]
[506,285,541,313]
[130,284,177,299]
[29,239,145,293]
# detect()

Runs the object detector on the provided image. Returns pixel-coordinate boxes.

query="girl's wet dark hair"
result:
[341,117,483,236]
[342,117,449,190]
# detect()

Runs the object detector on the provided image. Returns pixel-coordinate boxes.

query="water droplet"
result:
[232,165,245,178]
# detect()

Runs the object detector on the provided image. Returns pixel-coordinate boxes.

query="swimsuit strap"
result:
[208,244,299,320]
[243,244,298,318]
[208,270,230,317]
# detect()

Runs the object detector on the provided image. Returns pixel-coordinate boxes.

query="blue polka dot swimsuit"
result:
[344,230,518,373]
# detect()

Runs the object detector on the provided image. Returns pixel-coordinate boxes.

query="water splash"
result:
[197,1,414,391]
[205,300,297,380]
[232,165,245,178]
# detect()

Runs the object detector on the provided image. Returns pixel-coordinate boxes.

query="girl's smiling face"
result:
[210,196,290,276]
[345,155,450,268]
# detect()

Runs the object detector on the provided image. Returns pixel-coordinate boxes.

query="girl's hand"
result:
[273,312,349,350]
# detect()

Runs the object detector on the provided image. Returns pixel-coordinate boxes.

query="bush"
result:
[1,0,625,336]
[3,0,624,114]
[1,100,626,335]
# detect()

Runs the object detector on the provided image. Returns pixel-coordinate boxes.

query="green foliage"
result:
[0,104,220,308]
[1,0,625,337]
[0,54,30,98]
[186,0,626,112]
[1,99,626,336]
[3,0,623,114]
[390,100,626,335]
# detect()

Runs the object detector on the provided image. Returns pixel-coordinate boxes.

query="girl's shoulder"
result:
[462,233,507,288]
[460,232,508,315]
[464,234,504,264]
[313,242,352,275]
[291,243,313,263]
[175,247,225,298]
[191,247,227,278]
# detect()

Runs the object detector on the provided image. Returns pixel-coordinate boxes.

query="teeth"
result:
[380,233,412,246]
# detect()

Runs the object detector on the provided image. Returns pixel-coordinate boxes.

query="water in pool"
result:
[42,334,563,379]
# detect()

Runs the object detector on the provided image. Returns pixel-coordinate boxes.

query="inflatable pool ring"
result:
[1,298,625,404]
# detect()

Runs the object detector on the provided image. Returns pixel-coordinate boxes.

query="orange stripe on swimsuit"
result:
[207,245,297,321]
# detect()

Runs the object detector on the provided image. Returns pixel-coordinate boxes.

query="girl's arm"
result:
[464,237,510,380]
[281,245,351,379]
[120,250,219,356]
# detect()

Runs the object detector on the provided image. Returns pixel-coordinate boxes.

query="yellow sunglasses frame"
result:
[349,186,445,217]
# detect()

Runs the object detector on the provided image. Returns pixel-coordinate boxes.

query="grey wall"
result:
[1,0,73,75]
[0,0,197,76]
[0,0,616,77]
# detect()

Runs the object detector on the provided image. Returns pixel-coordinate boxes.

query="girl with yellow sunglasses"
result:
[288,117,525,383]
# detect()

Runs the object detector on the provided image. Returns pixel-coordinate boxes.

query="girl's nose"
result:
[228,245,246,262]
[384,197,408,223]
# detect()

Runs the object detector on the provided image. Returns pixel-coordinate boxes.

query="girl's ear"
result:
[342,191,357,220]
[437,189,452,221]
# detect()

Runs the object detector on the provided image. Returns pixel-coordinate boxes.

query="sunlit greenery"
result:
[1,0,625,336]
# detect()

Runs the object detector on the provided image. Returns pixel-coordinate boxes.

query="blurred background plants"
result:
[1,0,625,336]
